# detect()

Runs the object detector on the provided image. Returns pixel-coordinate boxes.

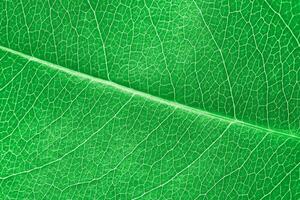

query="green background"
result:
[0,0,299,199]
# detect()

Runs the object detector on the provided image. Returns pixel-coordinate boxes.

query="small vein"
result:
[0,70,59,142]
[0,95,133,180]
[191,0,237,119]
[60,108,176,192]
[25,81,91,143]
[143,0,176,99]
[87,0,110,80]
[263,0,300,47]
[196,132,269,198]
[0,59,29,92]
[132,122,233,200]
[246,2,270,127]
[260,161,300,199]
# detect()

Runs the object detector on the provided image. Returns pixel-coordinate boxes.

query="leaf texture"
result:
[0,0,300,199]
[1,0,300,133]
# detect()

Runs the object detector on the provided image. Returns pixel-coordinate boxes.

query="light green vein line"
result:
[263,0,300,47]
[87,0,110,80]
[0,94,134,180]
[191,0,237,119]
[132,122,233,200]
[0,59,29,92]
[143,0,176,99]
[60,108,177,192]
[260,161,300,200]
[0,45,299,142]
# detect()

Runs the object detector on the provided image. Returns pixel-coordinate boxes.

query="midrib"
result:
[0,44,299,140]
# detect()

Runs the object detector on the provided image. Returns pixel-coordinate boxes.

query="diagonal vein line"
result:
[262,0,300,47]
[60,108,177,192]
[87,0,110,80]
[191,0,237,119]
[0,59,29,92]
[132,122,234,200]
[260,161,300,199]
[143,0,176,99]
[0,94,134,180]
[0,44,299,141]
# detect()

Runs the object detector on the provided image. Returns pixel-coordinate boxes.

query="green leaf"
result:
[0,0,299,199]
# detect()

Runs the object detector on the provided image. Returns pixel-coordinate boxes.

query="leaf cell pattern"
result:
[0,0,299,199]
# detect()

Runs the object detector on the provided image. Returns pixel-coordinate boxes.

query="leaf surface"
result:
[0,0,300,199]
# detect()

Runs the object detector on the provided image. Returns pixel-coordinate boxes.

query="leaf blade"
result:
[0,47,299,199]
